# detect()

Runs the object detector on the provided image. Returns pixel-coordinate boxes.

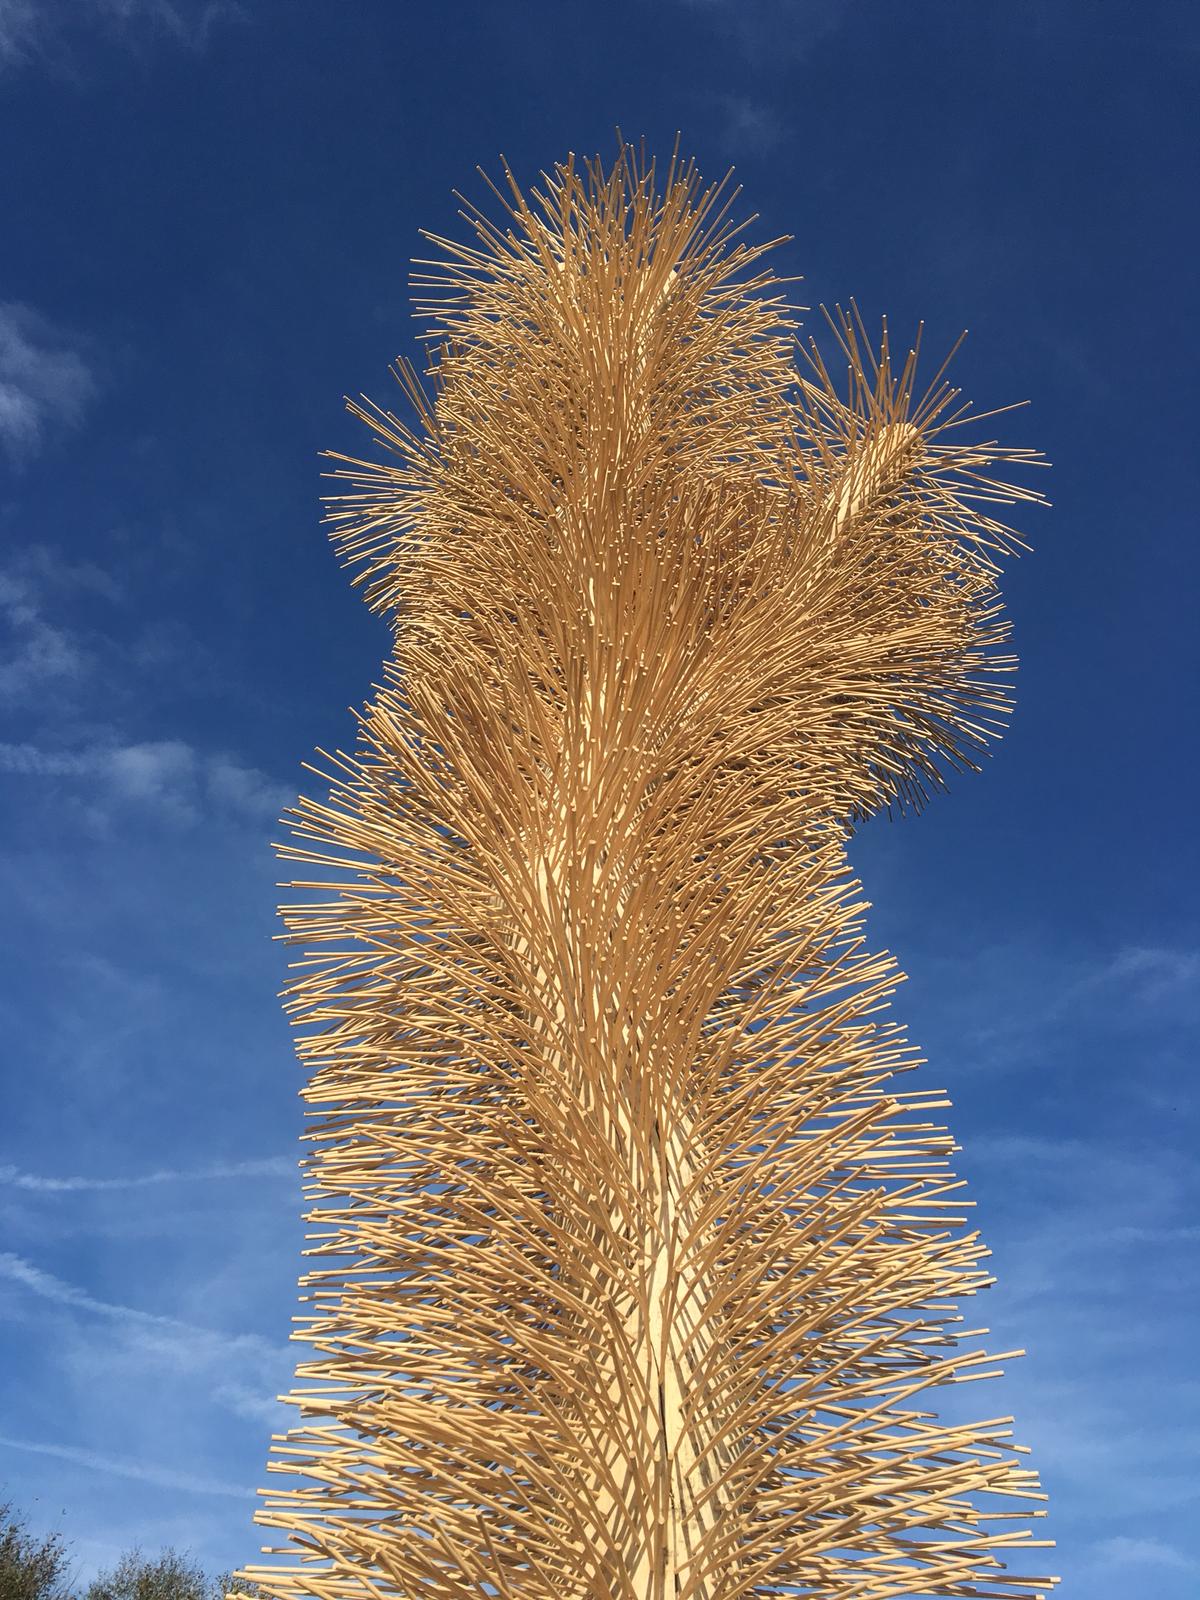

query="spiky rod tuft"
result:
[244,147,1054,1599]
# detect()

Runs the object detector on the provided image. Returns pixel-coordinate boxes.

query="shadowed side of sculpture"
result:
[242,148,1054,1599]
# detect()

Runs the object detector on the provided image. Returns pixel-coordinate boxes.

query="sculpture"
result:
[245,147,1054,1599]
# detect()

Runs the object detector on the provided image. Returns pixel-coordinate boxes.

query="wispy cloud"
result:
[895,933,1200,1082]
[0,1249,296,1513]
[3,1250,234,1335]
[0,736,292,824]
[1091,1535,1198,1573]
[949,1120,1200,1547]
[105,739,293,823]
[673,0,852,65]
[0,740,93,775]
[0,2,39,66]
[716,94,785,155]
[0,302,95,460]
[0,1156,293,1192]
[16,540,126,604]
[0,545,131,713]
[0,1251,286,1388]
[0,0,240,70]
[0,1433,251,1499]
[0,568,89,703]
[1041,939,1200,1040]
[0,549,287,825]
[92,0,237,49]
[106,738,214,821]
[1092,945,1200,1007]
[211,1381,289,1427]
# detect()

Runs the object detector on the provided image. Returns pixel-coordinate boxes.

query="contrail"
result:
[0,1251,283,1370]
[0,1433,251,1499]
[0,1156,293,1192]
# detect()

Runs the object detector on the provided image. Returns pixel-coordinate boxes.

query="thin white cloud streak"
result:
[0,1156,293,1192]
[0,1248,199,1325]
[0,1251,281,1370]
[0,1432,251,1499]
[0,1250,296,1457]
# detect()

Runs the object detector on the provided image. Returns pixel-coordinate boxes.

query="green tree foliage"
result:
[83,1556,259,1600]
[81,1552,261,1600]
[83,1552,209,1600]
[0,1498,259,1600]
[0,1502,73,1600]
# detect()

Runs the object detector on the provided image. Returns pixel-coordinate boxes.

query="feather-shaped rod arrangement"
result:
[244,147,1054,1599]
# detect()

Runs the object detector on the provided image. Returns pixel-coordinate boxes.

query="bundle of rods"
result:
[245,147,1053,1600]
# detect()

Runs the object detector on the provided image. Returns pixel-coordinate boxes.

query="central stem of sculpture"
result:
[516,706,722,1594]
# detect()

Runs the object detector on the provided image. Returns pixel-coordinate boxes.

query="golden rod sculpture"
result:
[245,148,1054,1599]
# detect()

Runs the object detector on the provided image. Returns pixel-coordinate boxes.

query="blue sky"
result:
[0,1,1196,1593]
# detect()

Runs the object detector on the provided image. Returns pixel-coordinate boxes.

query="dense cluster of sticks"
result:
[245,148,1053,1599]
